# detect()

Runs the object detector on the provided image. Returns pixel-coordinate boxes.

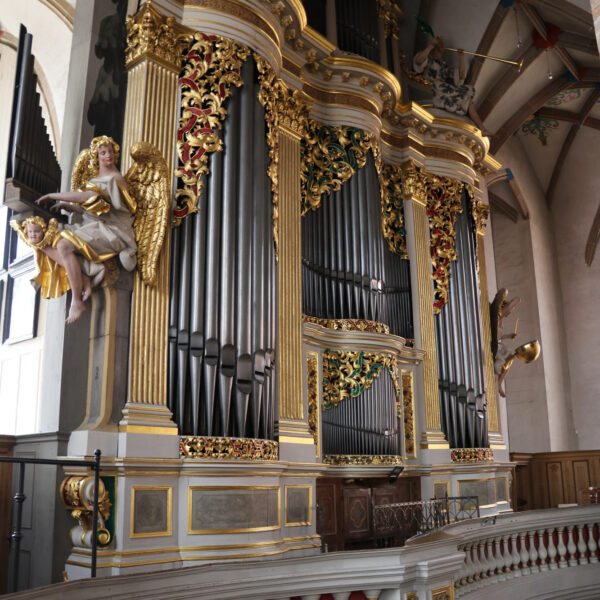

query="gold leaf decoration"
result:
[402,370,416,458]
[126,142,170,286]
[174,33,250,226]
[180,436,279,460]
[256,54,311,260]
[307,356,319,446]
[323,454,403,465]
[377,161,408,258]
[302,315,390,334]
[301,122,372,214]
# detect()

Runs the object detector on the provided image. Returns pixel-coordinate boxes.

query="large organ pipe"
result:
[234,60,255,437]
[167,225,181,415]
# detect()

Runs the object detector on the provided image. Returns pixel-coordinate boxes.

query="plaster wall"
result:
[551,126,600,450]
[496,137,576,451]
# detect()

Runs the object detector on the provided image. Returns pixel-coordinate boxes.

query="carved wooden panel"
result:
[344,488,371,539]
[0,435,16,594]
[511,450,600,509]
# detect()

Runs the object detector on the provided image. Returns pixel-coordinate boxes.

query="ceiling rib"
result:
[536,107,600,131]
[546,89,600,207]
[490,76,575,154]
[488,190,519,223]
[585,203,600,266]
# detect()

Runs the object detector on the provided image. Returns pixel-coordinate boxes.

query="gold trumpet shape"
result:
[514,340,541,364]
[445,48,524,72]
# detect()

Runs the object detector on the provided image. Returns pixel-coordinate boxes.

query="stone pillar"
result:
[116,2,185,456]
[273,91,315,461]
[402,163,448,450]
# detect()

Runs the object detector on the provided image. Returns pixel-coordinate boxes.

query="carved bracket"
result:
[174,33,250,226]
[60,475,112,548]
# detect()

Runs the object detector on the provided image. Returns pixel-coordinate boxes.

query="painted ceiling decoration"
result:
[546,88,582,105]
[520,116,559,145]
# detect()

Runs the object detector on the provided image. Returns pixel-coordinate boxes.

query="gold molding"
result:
[187,486,281,533]
[451,448,494,463]
[302,83,380,116]
[119,425,179,435]
[284,484,313,526]
[303,316,390,334]
[322,455,403,466]
[180,436,279,459]
[130,486,173,538]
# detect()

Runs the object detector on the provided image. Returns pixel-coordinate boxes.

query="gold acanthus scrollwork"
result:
[376,0,403,39]
[174,34,250,226]
[180,436,279,460]
[307,356,319,446]
[401,162,464,313]
[60,475,112,547]
[377,160,408,259]
[322,454,403,466]
[450,447,494,463]
[402,371,416,458]
[302,315,390,334]
[256,54,311,260]
[301,122,373,214]
[322,350,402,415]
[125,2,188,70]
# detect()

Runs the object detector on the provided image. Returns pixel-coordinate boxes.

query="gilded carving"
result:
[301,123,373,214]
[60,475,112,547]
[402,370,416,458]
[431,584,454,600]
[471,199,490,237]
[401,163,464,313]
[323,454,403,466]
[376,0,403,39]
[174,33,250,225]
[378,161,408,258]
[450,448,494,463]
[180,436,279,460]
[125,3,187,70]
[302,315,390,334]
[256,54,311,260]
[322,350,401,411]
[307,356,319,446]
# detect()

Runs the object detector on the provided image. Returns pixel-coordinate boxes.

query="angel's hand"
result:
[36,193,57,207]
[50,201,77,213]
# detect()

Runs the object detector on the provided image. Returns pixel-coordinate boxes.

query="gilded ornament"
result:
[376,0,403,39]
[431,585,454,600]
[125,3,187,70]
[471,199,490,237]
[322,350,401,411]
[256,54,310,260]
[323,454,403,466]
[302,315,390,334]
[402,371,417,458]
[60,475,112,547]
[307,356,319,446]
[377,161,408,258]
[174,33,250,226]
[450,448,494,463]
[180,435,279,460]
[301,123,373,214]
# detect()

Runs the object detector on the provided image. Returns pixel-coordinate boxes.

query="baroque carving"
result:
[256,54,311,260]
[376,0,403,39]
[60,475,112,547]
[301,123,372,214]
[450,448,494,463]
[125,3,187,69]
[303,315,390,334]
[323,454,403,465]
[322,350,401,411]
[180,435,279,460]
[378,161,408,259]
[402,371,416,458]
[174,33,250,225]
[307,356,319,446]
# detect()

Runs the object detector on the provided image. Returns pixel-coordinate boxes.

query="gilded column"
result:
[472,196,502,440]
[119,3,186,435]
[402,163,448,449]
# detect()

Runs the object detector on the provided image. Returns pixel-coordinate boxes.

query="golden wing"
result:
[125,142,170,286]
[71,149,97,191]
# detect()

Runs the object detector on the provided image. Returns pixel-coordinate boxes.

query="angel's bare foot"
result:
[82,274,92,301]
[66,298,86,324]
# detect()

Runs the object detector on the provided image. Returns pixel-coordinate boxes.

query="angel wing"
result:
[71,149,97,191]
[125,142,170,286]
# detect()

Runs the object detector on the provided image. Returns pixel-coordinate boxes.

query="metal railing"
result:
[372,495,480,547]
[0,449,102,593]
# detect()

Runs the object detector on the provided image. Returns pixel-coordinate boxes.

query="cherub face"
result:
[97,143,115,168]
[26,223,44,243]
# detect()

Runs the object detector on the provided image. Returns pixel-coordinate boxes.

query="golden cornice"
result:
[184,0,280,46]
[302,83,380,116]
[302,25,336,53]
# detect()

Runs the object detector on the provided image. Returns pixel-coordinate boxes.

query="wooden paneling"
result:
[316,476,421,550]
[0,435,16,594]
[511,450,600,510]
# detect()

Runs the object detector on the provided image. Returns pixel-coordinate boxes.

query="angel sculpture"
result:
[11,135,169,324]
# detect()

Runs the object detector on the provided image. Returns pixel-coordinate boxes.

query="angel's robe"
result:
[32,174,137,297]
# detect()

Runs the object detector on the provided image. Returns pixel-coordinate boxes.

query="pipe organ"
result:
[435,192,489,449]
[168,59,276,439]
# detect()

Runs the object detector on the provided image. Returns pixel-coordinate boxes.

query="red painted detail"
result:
[532,22,562,48]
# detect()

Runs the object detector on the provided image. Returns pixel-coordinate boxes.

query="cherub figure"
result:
[490,288,521,397]
[413,36,492,137]
[11,136,170,324]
